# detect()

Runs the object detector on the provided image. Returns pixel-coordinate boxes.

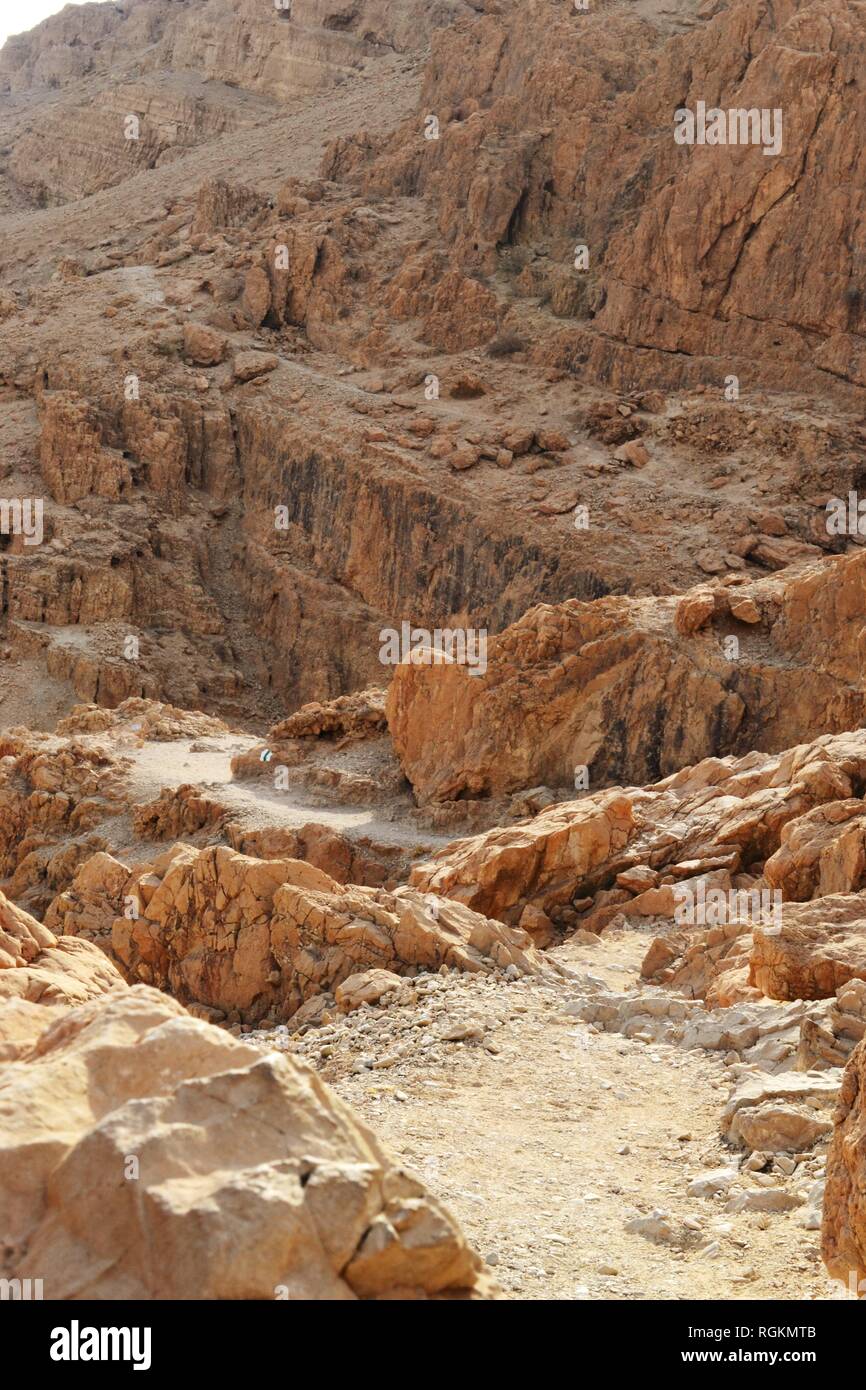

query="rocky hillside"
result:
[2,0,866,1307]
[0,0,470,203]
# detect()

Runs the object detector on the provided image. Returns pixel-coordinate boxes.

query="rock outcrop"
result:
[823,1040,866,1292]
[411,727,866,928]
[0,888,124,1009]
[0,733,128,910]
[132,784,228,840]
[226,821,404,889]
[0,0,471,204]
[269,688,388,742]
[750,897,866,1001]
[388,552,866,803]
[56,699,233,741]
[47,843,547,1026]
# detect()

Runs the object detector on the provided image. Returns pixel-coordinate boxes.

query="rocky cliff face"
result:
[1,0,469,100]
[3,0,865,729]
[0,0,470,206]
[387,551,866,802]
[330,0,866,395]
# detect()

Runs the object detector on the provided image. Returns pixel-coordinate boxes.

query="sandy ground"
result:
[307,932,842,1301]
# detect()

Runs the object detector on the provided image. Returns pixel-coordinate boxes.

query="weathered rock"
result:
[233,350,278,382]
[56,699,232,741]
[227,821,403,889]
[388,553,866,803]
[723,1072,841,1153]
[335,968,402,1013]
[182,322,228,366]
[764,801,866,901]
[726,1189,805,1215]
[0,887,124,1009]
[0,986,494,1300]
[38,390,131,504]
[269,689,387,741]
[823,1040,866,1291]
[412,727,866,926]
[751,896,866,1000]
[48,845,547,1024]
[132,784,227,840]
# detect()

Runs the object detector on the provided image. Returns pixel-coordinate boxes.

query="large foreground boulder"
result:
[0,986,495,1300]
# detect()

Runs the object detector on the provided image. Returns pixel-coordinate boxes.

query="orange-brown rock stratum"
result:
[388,550,866,801]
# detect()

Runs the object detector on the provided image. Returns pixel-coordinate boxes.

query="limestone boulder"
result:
[723,1071,841,1153]
[0,888,125,1010]
[335,968,402,1013]
[182,322,227,366]
[0,986,494,1300]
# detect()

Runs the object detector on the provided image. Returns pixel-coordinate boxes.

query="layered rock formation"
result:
[5,0,866,1308]
[411,726,866,927]
[388,552,866,802]
[4,0,864,727]
[0,0,471,205]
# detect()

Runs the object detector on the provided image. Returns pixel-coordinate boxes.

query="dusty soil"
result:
[249,929,841,1301]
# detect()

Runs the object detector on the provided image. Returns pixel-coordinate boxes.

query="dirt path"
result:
[265,931,841,1301]
[116,736,454,853]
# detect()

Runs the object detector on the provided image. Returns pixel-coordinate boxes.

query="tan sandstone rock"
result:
[387,553,866,803]
[0,888,124,1009]
[750,896,866,1001]
[412,728,866,926]
[48,845,547,1025]
[0,986,494,1300]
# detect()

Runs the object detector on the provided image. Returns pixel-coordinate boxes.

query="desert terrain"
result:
[1,0,866,1308]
